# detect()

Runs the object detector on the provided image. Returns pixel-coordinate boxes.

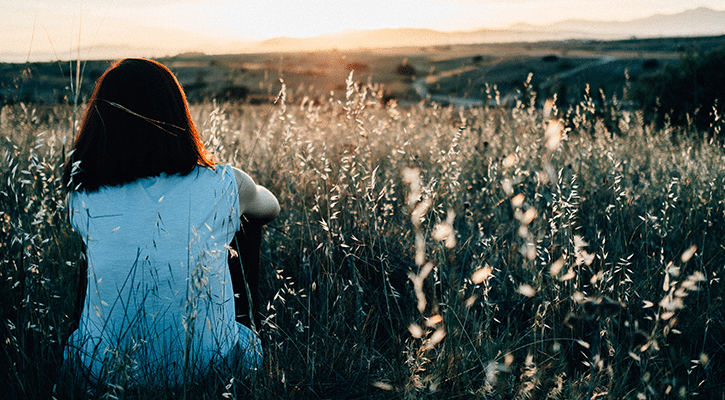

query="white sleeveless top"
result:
[65,165,259,383]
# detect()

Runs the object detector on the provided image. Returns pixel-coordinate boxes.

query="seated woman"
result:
[61,58,279,388]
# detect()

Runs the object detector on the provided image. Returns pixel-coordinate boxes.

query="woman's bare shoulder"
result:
[230,166,279,223]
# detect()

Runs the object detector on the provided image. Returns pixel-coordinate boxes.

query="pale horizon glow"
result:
[2,0,724,62]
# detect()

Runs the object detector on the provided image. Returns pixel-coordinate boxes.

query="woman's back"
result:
[60,59,277,388]
[65,165,256,383]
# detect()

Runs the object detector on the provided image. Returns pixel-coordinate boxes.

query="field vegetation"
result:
[2,58,725,399]
[4,35,725,107]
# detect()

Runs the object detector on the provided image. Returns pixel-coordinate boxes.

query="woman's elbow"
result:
[265,193,281,221]
[247,186,280,224]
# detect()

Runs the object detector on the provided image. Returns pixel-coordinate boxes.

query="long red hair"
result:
[62,58,214,192]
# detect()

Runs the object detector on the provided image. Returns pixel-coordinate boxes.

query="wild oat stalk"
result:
[2,74,724,399]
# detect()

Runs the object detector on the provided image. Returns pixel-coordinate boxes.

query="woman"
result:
[61,58,279,387]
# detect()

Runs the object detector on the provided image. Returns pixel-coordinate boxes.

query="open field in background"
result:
[2,36,725,399]
[3,35,725,107]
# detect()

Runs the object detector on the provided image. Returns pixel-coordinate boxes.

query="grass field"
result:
[5,35,725,107]
[1,73,724,399]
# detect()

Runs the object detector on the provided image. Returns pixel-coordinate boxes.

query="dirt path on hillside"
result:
[413,55,620,108]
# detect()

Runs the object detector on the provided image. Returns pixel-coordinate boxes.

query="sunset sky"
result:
[2,0,724,62]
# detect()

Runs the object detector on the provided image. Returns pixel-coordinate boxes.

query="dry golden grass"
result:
[1,76,724,399]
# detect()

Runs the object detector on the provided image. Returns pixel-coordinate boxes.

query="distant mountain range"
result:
[6,7,724,63]
[254,7,725,52]
[513,7,725,38]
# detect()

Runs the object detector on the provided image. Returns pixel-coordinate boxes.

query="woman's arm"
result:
[229,167,278,329]
[232,166,280,224]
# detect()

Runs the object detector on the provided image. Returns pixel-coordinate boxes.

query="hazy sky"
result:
[2,0,724,61]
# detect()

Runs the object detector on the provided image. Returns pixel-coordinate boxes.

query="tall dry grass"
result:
[1,74,723,399]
